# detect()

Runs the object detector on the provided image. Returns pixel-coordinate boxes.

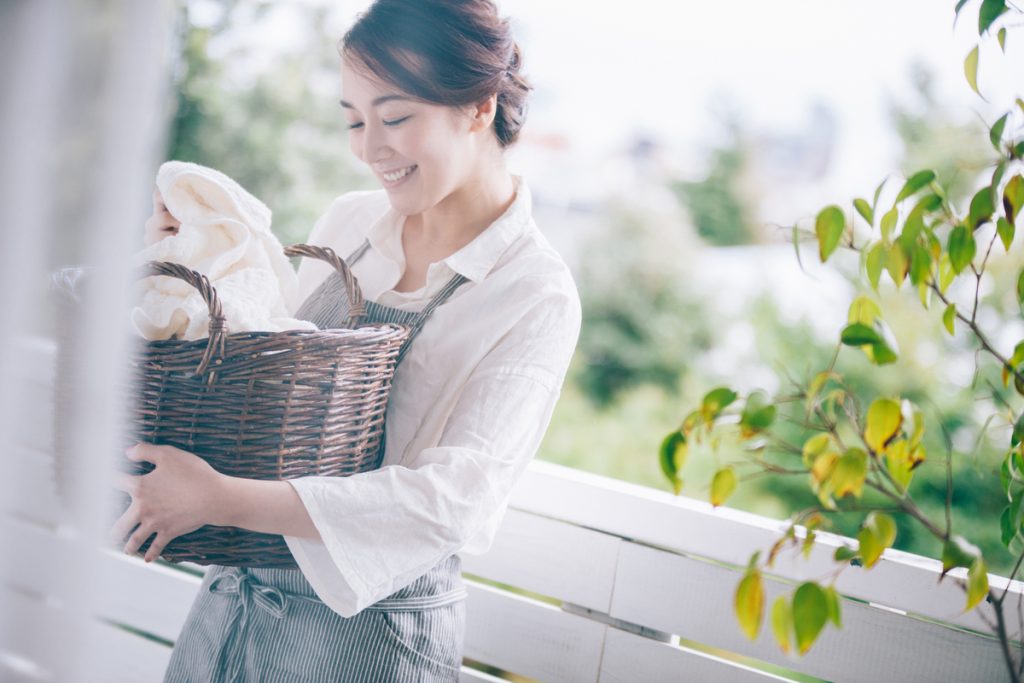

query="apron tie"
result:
[209,567,289,618]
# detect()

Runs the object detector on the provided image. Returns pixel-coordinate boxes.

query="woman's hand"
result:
[143,187,181,246]
[109,442,229,562]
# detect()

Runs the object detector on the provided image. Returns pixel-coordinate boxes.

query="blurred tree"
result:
[671,116,759,246]
[165,0,369,245]
[573,199,712,407]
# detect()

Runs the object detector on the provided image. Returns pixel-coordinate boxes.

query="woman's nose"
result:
[361,122,392,164]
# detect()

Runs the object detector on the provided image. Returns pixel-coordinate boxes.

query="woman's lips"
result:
[381,165,417,187]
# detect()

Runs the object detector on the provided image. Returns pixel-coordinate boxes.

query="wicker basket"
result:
[53,244,410,568]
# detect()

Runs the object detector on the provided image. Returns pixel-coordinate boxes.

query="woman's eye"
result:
[347,122,363,130]
[347,116,410,131]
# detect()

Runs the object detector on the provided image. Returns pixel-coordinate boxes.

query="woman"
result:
[115,0,581,680]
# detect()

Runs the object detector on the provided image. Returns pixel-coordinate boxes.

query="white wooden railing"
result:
[3,335,1023,682]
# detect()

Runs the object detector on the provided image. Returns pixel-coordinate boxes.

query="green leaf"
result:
[948,224,976,274]
[990,113,1009,150]
[711,467,738,507]
[999,27,1008,51]
[740,391,776,436]
[886,242,909,286]
[840,323,881,346]
[943,304,956,336]
[832,448,868,498]
[770,596,793,654]
[815,206,845,262]
[702,387,738,422]
[659,431,687,495]
[865,242,886,291]
[847,295,881,325]
[802,433,833,467]
[853,198,873,226]
[735,568,764,640]
[1012,413,1024,447]
[895,170,936,204]
[979,0,1007,35]
[997,217,1015,251]
[884,439,915,492]
[968,186,995,229]
[866,319,900,365]
[938,253,956,293]
[880,206,899,243]
[1002,505,1016,546]
[992,160,1008,207]
[858,512,897,568]
[964,45,980,96]
[1005,175,1024,225]
[966,557,989,611]
[823,586,842,628]
[941,535,981,578]
[834,545,858,562]
[954,0,969,15]
[909,244,932,286]
[1015,141,1024,159]
[792,583,829,655]
[865,398,902,452]
[1018,270,1024,305]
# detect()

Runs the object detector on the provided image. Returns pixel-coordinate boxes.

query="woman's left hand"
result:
[109,442,229,563]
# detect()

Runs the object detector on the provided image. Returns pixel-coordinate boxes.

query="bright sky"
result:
[222,0,1022,210]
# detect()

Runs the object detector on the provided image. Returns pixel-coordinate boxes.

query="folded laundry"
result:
[130,161,318,340]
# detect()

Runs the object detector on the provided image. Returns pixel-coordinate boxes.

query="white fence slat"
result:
[2,514,202,644]
[610,541,1016,683]
[598,628,791,683]
[464,580,605,683]
[460,508,620,612]
[88,621,172,683]
[1,587,59,675]
[6,445,61,527]
[458,667,507,683]
[513,460,1023,640]
[96,553,202,643]
[7,337,56,456]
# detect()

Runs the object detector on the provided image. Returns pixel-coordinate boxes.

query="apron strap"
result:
[344,237,469,363]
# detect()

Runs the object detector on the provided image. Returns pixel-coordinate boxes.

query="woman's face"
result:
[340,56,479,216]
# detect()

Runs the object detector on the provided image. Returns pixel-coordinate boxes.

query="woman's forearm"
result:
[213,476,323,542]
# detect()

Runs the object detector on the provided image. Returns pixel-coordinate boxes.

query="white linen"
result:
[282,175,582,617]
[130,160,318,340]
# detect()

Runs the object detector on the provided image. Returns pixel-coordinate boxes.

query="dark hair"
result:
[340,0,532,149]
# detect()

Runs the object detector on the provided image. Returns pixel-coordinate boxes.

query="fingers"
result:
[112,471,139,496]
[144,532,170,563]
[108,502,141,546]
[126,442,161,465]
[123,521,156,558]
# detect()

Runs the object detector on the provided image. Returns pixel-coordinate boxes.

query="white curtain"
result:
[0,1,173,680]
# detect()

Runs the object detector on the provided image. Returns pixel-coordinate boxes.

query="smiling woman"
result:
[150,1,582,682]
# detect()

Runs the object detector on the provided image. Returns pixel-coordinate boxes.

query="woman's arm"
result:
[215,477,322,541]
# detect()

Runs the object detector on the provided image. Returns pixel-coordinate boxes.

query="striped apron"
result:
[163,239,470,682]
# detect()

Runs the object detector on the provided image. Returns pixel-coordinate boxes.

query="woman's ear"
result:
[467,93,498,133]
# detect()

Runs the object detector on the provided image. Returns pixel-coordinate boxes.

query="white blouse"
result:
[282,175,582,617]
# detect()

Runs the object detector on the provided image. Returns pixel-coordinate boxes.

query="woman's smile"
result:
[380,164,418,187]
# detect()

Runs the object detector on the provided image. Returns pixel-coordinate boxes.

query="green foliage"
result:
[671,119,759,246]
[574,204,713,407]
[658,0,1024,670]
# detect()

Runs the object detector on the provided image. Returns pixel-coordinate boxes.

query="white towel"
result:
[130,161,319,340]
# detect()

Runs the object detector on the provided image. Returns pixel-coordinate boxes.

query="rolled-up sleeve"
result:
[282,285,581,616]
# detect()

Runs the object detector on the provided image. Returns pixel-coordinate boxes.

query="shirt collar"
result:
[364,174,533,284]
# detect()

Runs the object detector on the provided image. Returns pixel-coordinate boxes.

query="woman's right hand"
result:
[143,188,181,246]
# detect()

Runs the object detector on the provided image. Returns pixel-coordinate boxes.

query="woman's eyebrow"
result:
[339,95,414,109]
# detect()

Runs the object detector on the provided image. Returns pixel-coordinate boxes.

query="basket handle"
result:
[284,243,366,326]
[141,261,227,377]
